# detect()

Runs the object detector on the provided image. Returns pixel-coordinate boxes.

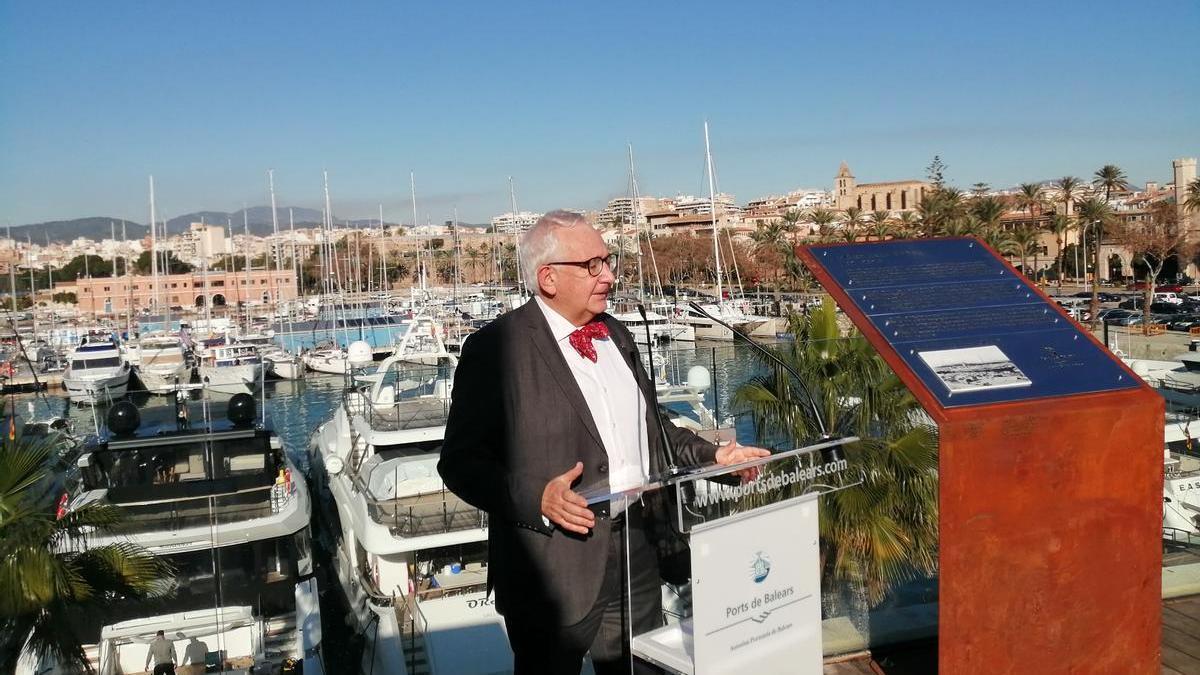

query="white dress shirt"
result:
[534,297,649,503]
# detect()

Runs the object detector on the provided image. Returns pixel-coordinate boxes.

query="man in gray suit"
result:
[439,210,767,674]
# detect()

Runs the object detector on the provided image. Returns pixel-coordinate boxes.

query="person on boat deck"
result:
[438,210,768,675]
[145,629,177,675]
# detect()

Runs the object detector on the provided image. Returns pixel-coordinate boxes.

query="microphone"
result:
[686,301,832,446]
[637,304,683,475]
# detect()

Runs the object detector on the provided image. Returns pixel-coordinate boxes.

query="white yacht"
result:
[235,331,304,380]
[63,333,132,404]
[302,338,379,376]
[308,319,719,674]
[675,301,766,341]
[61,397,325,675]
[197,339,264,391]
[612,309,696,344]
[134,335,190,394]
[1125,352,1200,408]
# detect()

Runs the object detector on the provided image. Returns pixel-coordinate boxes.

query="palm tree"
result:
[978,225,1015,256]
[1185,177,1200,214]
[840,207,864,243]
[0,420,173,672]
[1054,176,1082,216]
[780,208,803,245]
[1009,226,1041,279]
[733,299,938,617]
[939,215,978,238]
[1093,164,1129,203]
[1076,196,1114,327]
[867,210,893,241]
[895,211,921,239]
[1050,213,1074,286]
[1015,183,1045,220]
[805,208,839,240]
[970,196,1007,231]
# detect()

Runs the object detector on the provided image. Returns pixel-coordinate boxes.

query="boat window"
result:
[72,356,122,369]
[162,536,299,615]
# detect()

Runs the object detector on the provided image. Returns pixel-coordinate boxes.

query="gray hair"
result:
[519,210,589,294]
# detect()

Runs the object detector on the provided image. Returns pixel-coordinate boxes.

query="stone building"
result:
[833,163,928,212]
[59,269,297,315]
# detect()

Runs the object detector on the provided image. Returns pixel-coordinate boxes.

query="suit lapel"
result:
[522,303,606,453]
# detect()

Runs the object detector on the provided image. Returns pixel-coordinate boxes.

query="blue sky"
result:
[1,1,1195,226]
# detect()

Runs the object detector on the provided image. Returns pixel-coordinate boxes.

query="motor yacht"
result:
[58,395,325,675]
[197,339,264,392]
[134,335,191,394]
[612,308,696,344]
[674,301,766,341]
[234,331,304,380]
[63,333,132,404]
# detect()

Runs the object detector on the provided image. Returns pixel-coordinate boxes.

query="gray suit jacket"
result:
[437,300,717,626]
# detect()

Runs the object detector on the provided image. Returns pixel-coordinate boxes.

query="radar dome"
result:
[227,393,257,427]
[686,365,712,390]
[347,341,373,365]
[106,401,141,436]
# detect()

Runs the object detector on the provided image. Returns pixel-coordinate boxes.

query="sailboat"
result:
[611,144,695,344]
[672,122,765,341]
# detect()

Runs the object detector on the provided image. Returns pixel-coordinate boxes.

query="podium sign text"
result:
[691,494,821,675]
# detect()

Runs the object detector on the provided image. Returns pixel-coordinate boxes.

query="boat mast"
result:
[27,241,36,338]
[378,204,388,300]
[411,172,424,296]
[243,206,252,333]
[287,207,297,339]
[123,221,131,339]
[323,170,334,299]
[6,227,15,315]
[149,175,160,313]
[628,144,645,302]
[453,206,460,308]
[703,121,723,306]
[268,169,281,326]
[509,176,523,296]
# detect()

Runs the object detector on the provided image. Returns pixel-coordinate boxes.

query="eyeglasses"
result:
[547,254,616,276]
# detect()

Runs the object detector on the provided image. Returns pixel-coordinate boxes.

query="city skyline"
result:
[1,1,1195,225]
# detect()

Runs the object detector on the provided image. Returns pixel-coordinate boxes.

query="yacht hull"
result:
[136,365,191,394]
[199,363,263,391]
[63,370,131,405]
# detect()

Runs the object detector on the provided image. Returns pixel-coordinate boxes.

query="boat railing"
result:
[102,483,294,534]
[342,385,452,434]
[1164,526,1200,549]
[362,486,487,538]
[395,590,437,675]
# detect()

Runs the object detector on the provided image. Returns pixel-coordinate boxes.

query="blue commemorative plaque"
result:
[808,238,1138,408]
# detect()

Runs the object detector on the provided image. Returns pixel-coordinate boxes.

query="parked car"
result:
[1102,310,1135,325]
[1155,292,1184,305]
[1158,283,1185,293]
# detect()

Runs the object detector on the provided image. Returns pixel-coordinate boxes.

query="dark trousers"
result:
[152,664,175,675]
[507,503,663,675]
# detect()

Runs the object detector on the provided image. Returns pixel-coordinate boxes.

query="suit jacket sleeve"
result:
[437,330,552,534]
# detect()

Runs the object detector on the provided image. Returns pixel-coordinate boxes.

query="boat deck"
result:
[1163,595,1200,675]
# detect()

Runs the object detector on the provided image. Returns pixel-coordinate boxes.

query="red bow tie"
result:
[569,320,610,362]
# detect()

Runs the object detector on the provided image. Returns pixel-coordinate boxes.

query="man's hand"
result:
[714,440,772,483]
[541,462,595,534]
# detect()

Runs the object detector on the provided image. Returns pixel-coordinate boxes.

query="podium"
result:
[579,437,860,675]
[796,238,1163,673]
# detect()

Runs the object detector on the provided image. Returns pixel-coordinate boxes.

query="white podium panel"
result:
[690,494,822,675]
